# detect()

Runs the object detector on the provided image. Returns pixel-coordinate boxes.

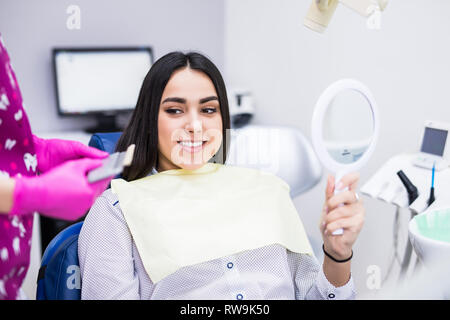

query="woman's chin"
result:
[176,158,212,171]
[178,163,207,171]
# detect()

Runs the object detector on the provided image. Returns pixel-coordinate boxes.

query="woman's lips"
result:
[177,141,208,153]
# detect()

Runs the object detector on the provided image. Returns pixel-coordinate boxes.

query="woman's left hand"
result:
[319,172,365,261]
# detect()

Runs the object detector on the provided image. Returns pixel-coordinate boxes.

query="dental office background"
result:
[1,0,449,299]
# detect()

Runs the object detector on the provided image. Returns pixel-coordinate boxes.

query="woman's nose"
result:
[184,117,203,134]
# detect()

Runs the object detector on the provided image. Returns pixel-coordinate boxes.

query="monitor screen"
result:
[53,48,152,115]
[421,127,448,156]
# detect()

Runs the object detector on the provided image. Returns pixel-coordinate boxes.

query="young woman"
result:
[78,51,364,300]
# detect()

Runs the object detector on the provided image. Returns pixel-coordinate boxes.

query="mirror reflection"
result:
[322,89,374,164]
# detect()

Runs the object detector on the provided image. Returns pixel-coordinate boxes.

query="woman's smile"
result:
[177,140,208,153]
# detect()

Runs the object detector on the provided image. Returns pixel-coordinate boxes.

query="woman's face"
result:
[157,67,223,171]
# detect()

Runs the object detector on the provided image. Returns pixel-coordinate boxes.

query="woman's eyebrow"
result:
[162,97,186,104]
[199,96,219,104]
[162,96,219,104]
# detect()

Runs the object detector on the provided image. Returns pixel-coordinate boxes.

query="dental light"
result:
[304,0,389,33]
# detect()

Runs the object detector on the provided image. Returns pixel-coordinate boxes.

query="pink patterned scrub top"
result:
[0,34,37,300]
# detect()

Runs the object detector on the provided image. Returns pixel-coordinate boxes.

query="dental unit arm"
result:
[304,0,389,33]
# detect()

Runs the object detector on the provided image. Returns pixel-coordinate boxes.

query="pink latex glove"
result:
[33,135,109,173]
[9,158,112,221]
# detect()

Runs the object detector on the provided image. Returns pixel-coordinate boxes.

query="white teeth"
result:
[178,141,204,147]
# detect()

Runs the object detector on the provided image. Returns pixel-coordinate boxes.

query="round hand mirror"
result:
[311,79,379,235]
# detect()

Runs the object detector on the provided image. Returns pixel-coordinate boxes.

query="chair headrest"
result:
[88,132,122,154]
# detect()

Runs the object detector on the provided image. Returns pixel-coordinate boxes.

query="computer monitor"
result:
[52,47,153,132]
[420,127,448,157]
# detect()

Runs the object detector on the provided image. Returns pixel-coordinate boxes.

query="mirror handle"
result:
[331,170,347,235]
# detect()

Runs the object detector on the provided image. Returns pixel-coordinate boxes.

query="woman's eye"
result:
[166,108,217,114]
[203,108,217,114]
[166,109,182,114]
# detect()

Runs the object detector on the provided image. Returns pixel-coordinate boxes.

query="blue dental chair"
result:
[36,125,322,300]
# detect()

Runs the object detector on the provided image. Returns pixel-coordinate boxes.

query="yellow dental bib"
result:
[111,163,313,283]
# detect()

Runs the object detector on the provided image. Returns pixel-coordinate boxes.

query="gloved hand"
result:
[9,158,112,221]
[33,135,109,173]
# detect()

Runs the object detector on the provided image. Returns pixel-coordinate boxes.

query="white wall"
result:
[225,0,450,298]
[0,0,225,133]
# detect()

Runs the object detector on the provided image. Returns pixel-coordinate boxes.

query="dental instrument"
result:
[87,144,135,183]
[396,170,419,205]
[427,162,436,207]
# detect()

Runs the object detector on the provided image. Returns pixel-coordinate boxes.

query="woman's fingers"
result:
[323,202,362,226]
[321,172,362,234]
[336,172,360,192]
[325,174,335,201]
[325,211,364,235]
[327,189,361,210]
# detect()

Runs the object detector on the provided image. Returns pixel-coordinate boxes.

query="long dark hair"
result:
[115,51,231,181]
